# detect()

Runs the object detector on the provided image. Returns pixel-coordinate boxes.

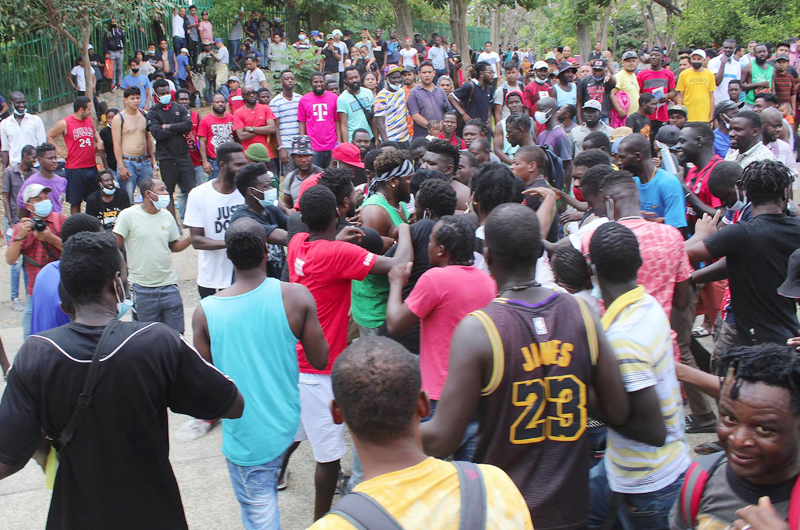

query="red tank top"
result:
[63,115,96,169]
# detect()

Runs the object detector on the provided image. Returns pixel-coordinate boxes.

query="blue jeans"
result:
[259,40,270,68]
[118,157,154,203]
[588,458,685,530]
[227,456,283,530]
[173,36,186,54]
[5,218,21,300]
[229,40,241,69]
[131,284,185,333]
[22,293,32,340]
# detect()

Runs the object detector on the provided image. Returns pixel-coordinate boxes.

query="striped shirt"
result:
[602,286,691,494]
[374,87,411,142]
[269,92,301,149]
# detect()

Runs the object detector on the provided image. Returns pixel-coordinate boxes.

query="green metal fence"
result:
[412,20,491,55]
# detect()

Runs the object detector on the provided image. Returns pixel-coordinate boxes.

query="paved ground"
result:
[0,279,718,530]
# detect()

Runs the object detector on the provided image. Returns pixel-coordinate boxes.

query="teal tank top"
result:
[201,278,300,466]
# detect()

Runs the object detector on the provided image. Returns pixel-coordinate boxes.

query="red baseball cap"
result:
[332,142,365,168]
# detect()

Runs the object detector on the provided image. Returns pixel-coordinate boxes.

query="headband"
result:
[368,159,415,195]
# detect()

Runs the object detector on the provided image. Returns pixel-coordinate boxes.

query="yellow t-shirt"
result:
[615,69,640,116]
[307,458,534,530]
[676,69,716,122]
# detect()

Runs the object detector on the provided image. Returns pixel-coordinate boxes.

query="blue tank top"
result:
[201,278,300,466]
[554,83,577,107]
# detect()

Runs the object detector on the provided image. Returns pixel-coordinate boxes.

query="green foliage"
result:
[677,0,800,47]
[266,45,318,93]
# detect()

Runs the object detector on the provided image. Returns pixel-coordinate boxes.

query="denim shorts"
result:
[227,456,283,530]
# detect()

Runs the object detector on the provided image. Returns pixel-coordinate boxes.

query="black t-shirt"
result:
[579,75,616,118]
[99,127,116,171]
[85,189,131,230]
[523,178,559,242]
[0,321,238,530]
[626,113,651,139]
[321,48,339,74]
[704,213,800,344]
[453,80,493,124]
[373,39,386,66]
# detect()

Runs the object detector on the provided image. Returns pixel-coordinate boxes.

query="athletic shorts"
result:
[294,372,346,464]
[65,167,99,205]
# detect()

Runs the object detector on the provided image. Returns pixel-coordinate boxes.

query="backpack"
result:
[678,453,800,529]
[330,461,486,530]
[539,143,565,191]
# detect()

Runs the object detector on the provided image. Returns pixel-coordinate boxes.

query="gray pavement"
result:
[0,279,717,530]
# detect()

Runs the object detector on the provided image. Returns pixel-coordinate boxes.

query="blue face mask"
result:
[13,107,25,116]
[33,199,53,218]
[256,188,278,209]
[102,186,116,196]
[158,94,172,105]
[115,278,135,319]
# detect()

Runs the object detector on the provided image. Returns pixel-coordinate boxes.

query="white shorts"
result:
[294,372,346,464]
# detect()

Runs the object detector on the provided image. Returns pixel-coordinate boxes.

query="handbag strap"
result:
[55,319,119,451]
[352,90,374,120]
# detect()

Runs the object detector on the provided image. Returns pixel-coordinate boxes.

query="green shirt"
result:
[337,88,375,141]
[350,194,408,328]
[113,205,181,287]
[744,63,773,105]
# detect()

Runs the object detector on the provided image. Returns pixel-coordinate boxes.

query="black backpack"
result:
[539,143,566,191]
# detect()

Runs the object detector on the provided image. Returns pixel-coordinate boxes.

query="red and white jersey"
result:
[63,115,96,169]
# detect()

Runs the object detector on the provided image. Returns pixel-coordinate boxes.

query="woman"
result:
[199,11,214,44]
[449,42,463,86]
[400,37,419,72]
[362,71,379,97]
[345,46,360,68]
[134,50,155,78]
[437,75,454,96]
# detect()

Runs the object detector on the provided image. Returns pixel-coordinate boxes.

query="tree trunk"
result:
[612,20,619,56]
[286,0,300,41]
[576,22,591,61]
[600,4,612,49]
[392,0,413,43]
[81,14,94,106]
[309,11,325,34]
[490,7,500,50]
[450,0,470,77]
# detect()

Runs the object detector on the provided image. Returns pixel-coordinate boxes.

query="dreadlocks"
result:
[741,160,793,207]
[716,344,800,414]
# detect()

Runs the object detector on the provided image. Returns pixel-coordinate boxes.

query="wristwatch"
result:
[248,126,254,133]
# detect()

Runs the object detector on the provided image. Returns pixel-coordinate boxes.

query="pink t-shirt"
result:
[297,91,339,151]
[405,265,496,400]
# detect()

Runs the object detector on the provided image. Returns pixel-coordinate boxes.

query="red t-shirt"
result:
[438,132,466,149]
[685,155,723,225]
[186,112,202,167]
[63,115,96,169]
[637,69,676,123]
[229,88,245,113]
[522,80,552,113]
[233,103,277,156]
[197,113,234,159]
[287,233,376,374]
[294,172,322,209]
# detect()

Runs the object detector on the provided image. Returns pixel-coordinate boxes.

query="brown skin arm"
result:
[359,204,395,252]
[692,258,728,283]
[189,226,226,250]
[0,459,32,480]
[370,223,413,274]
[47,119,68,159]
[448,93,471,122]
[385,262,420,337]
[686,240,715,267]
[337,112,349,143]
[282,283,328,371]
[493,125,513,165]
[169,235,192,252]
[675,362,721,400]
[672,279,691,312]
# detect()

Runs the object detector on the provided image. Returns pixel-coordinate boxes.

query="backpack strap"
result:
[453,461,487,530]
[329,492,405,530]
[679,453,725,529]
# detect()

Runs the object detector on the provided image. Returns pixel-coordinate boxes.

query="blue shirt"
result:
[713,129,731,159]
[120,74,152,108]
[30,261,70,335]
[200,278,300,466]
[177,54,190,81]
[634,168,687,229]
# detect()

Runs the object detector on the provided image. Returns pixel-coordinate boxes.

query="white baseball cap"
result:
[23,183,51,203]
[533,61,549,70]
[691,49,707,60]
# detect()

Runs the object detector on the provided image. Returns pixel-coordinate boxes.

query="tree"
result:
[393,0,414,41]
[1,0,156,104]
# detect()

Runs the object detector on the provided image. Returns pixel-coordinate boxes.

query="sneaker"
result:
[10,298,25,312]
[176,418,216,441]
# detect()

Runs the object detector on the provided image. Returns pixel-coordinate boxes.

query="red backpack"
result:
[678,452,800,529]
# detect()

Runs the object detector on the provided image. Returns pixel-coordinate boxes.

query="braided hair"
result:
[741,160,792,207]
[589,222,642,284]
[716,344,800,414]
[434,215,475,265]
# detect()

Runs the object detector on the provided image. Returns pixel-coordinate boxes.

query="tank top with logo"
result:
[64,115,96,169]
[744,63,774,105]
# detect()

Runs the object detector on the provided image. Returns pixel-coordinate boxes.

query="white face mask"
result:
[534,111,550,124]
[150,191,171,210]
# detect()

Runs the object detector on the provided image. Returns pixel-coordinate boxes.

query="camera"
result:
[32,218,47,233]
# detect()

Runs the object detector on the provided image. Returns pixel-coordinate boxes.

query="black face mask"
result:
[691,61,703,70]
[131,68,139,74]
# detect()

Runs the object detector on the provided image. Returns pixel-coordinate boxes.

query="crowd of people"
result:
[1,14,800,530]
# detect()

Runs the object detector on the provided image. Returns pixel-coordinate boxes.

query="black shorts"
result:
[159,156,196,197]
[65,167,99,205]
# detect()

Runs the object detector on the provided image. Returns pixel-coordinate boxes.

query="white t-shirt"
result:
[333,41,348,72]
[172,14,185,38]
[71,66,88,91]
[707,55,741,103]
[243,67,267,88]
[400,48,418,68]
[183,180,245,288]
[478,51,501,77]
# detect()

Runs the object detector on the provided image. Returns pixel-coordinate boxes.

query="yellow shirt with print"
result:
[307,457,534,530]
[676,69,717,122]
[615,69,640,116]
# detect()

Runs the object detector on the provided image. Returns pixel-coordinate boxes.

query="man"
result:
[420,203,629,530]
[570,99,615,156]
[308,337,534,530]
[173,7,187,56]
[242,56,268,89]
[47,96,102,215]
[326,78,340,96]
[494,98,535,164]
[420,139,471,211]
[426,33,448,83]
[147,79,195,215]
[577,59,619,123]
[374,65,411,147]
[16,144,68,218]
[0,230,243,530]
[288,185,412,520]
[617,133,687,230]
[522,61,553,113]
[112,87,155,203]
[687,160,800,346]
[637,47,676,143]
[724,111,776,168]
[213,39,230,91]
[477,41,501,78]
[450,61,494,125]
[269,70,302,175]
[535,97,573,170]
[113,177,191,331]
[613,51,641,116]
[550,62,579,108]
[772,53,798,113]
[587,221,690,530]
[198,94,234,182]
[2,144,36,312]
[157,39,177,80]
[320,35,342,84]
[103,17,126,89]
[407,61,451,139]
[669,345,800,530]
[233,84,278,172]
[371,28,387,70]
[738,40,757,66]
[1,92,46,168]
[175,47,191,88]
[120,58,152,109]
[676,50,716,122]
[588,41,603,62]
[668,104,688,129]
[741,44,773,109]
[337,66,375,142]
[185,5,200,62]
[760,107,798,177]
[468,137,494,166]
[712,100,741,158]
[174,89,206,216]
[510,145,559,239]
[185,143,247,299]
[626,93,656,138]
[268,32,288,72]
[283,135,321,209]
[330,30,348,81]
[298,72,340,168]
[6,184,66,339]
[192,217,326,530]
[727,79,743,103]
[708,39,741,104]
[68,56,95,97]
[493,63,524,124]
[456,151,478,186]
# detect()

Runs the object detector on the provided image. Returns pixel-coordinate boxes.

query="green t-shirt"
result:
[744,63,774,105]
[337,88,375,141]
[351,194,407,328]
[113,205,181,287]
